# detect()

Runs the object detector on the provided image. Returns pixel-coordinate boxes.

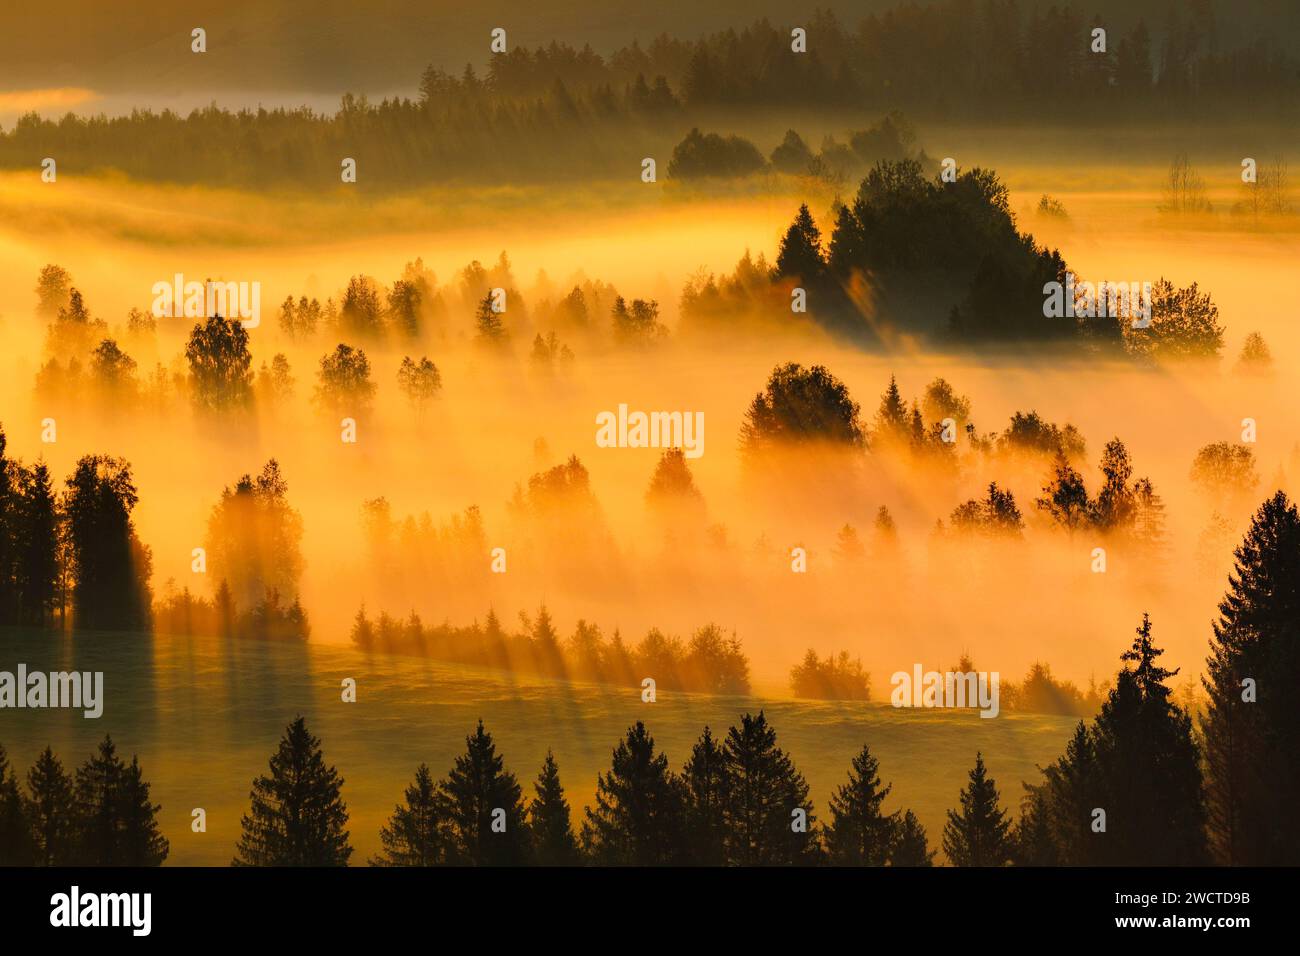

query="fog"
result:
[1,156,1295,697]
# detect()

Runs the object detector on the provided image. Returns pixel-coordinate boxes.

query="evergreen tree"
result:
[775,204,825,282]
[233,717,352,866]
[721,711,819,865]
[942,752,1012,866]
[14,461,60,626]
[372,763,445,866]
[527,750,579,865]
[1092,614,1207,865]
[873,375,910,445]
[680,727,728,865]
[1011,786,1059,866]
[115,754,169,865]
[582,721,683,865]
[890,809,935,866]
[24,746,78,866]
[1202,491,1300,864]
[438,721,529,865]
[0,743,34,865]
[826,743,896,865]
[1040,721,1103,866]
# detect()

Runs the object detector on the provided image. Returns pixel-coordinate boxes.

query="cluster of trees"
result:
[351,604,751,696]
[668,113,932,185]
[0,736,168,866]
[789,649,871,700]
[0,428,152,632]
[750,162,1227,349]
[231,713,934,866]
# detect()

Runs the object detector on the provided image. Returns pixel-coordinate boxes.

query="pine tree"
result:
[439,721,529,865]
[582,721,683,865]
[775,204,825,282]
[1011,786,1059,866]
[233,717,352,866]
[680,727,728,865]
[721,711,819,865]
[25,746,78,865]
[1092,614,1206,865]
[942,752,1012,866]
[1202,491,1300,864]
[372,763,445,866]
[15,461,60,626]
[0,743,34,864]
[1040,721,1103,865]
[74,735,125,865]
[873,375,910,445]
[116,755,169,865]
[891,809,935,866]
[527,750,579,865]
[826,743,896,865]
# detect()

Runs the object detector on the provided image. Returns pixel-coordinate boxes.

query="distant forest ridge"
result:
[1,4,1297,188]
[2,0,1297,96]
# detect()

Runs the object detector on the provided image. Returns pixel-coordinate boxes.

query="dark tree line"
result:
[0,426,152,632]
[0,737,168,866]
[2,6,1291,187]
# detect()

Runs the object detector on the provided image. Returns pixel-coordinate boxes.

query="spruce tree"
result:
[0,743,34,865]
[372,763,445,866]
[25,746,78,865]
[942,752,1012,866]
[1011,786,1059,866]
[527,750,579,865]
[680,727,728,865]
[826,743,896,865]
[15,461,60,626]
[891,809,935,866]
[116,755,169,865]
[721,711,819,865]
[233,717,352,866]
[438,721,529,865]
[775,204,825,282]
[1092,614,1206,865]
[582,721,683,865]
[1040,721,1103,865]
[1202,491,1300,864]
[74,735,125,865]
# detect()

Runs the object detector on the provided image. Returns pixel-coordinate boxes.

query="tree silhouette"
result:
[233,717,352,866]
[184,315,254,412]
[314,344,376,414]
[438,721,529,865]
[775,204,826,282]
[582,721,683,865]
[826,743,896,865]
[0,743,34,864]
[1011,787,1059,866]
[1092,614,1206,865]
[680,727,728,865]
[62,455,152,631]
[1202,491,1300,864]
[740,362,865,455]
[73,736,168,866]
[890,809,935,866]
[24,746,77,866]
[372,763,445,866]
[720,711,819,865]
[942,752,1012,866]
[527,751,579,865]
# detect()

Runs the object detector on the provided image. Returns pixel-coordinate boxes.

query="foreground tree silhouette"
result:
[233,717,352,866]
[942,752,1012,866]
[74,735,168,865]
[826,743,896,865]
[372,763,444,866]
[891,810,935,866]
[1202,491,1300,864]
[527,750,579,865]
[24,747,77,866]
[582,721,683,865]
[680,727,728,865]
[775,203,826,283]
[721,711,819,865]
[439,721,529,865]
[0,743,34,864]
[1039,722,1104,866]
[1092,614,1206,865]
